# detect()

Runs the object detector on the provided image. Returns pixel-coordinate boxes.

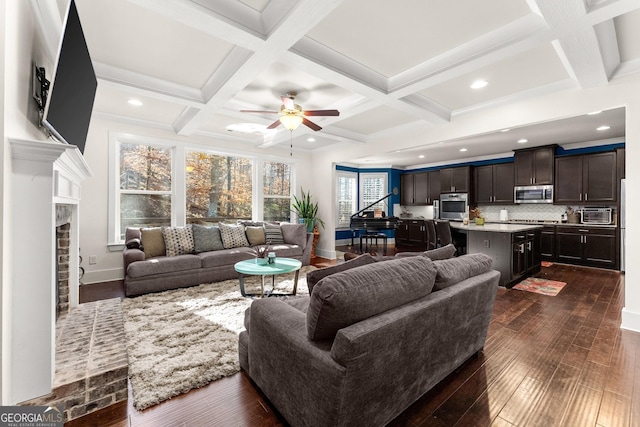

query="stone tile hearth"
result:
[20,298,128,422]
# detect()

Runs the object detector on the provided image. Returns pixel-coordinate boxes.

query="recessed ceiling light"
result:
[418,155,425,159]
[517,139,528,143]
[597,125,610,131]
[307,137,316,142]
[128,98,143,106]
[500,129,510,132]
[587,111,602,115]
[459,148,468,152]
[470,80,488,89]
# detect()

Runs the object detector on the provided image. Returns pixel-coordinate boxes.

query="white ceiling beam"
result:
[95,62,206,106]
[534,0,609,88]
[586,0,640,23]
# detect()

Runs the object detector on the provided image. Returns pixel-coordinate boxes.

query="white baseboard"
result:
[621,308,640,333]
[81,268,123,285]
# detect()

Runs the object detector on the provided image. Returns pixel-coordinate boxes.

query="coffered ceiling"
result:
[42,0,638,166]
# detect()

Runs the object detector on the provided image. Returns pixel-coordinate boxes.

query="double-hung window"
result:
[185,151,253,222]
[263,161,292,222]
[117,142,172,240]
[336,171,358,228]
[360,173,388,213]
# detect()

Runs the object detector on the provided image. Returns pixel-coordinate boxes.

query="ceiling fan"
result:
[240,91,339,131]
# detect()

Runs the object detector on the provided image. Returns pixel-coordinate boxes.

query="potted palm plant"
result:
[292,188,325,233]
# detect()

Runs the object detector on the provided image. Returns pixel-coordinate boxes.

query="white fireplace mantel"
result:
[7,138,92,404]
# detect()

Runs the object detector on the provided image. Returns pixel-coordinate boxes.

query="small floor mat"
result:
[512,277,567,296]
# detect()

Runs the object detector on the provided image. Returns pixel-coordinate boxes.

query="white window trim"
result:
[336,170,358,229]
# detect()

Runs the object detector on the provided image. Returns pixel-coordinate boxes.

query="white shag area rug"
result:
[122,265,315,410]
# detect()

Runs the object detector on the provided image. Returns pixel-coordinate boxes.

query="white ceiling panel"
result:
[304,0,532,77]
[76,0,235,88]
[615,8,640,62]
[92,84,186,124]
[418,44,570,111]
[333,105,417,135]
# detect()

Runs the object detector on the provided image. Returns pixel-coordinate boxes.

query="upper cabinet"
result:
[555,151,617,204]
[514,146,555,186]
[401,171,440,205]
[474,163,514,204]
[440,166,471,193]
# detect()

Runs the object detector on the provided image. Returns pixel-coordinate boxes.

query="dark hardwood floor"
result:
[70,257,638,427]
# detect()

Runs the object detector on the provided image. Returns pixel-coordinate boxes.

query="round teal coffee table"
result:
[234,258,302,297]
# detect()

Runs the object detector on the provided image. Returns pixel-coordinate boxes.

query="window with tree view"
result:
[263,161,292,222]
[119,143,172,239]
[186,152,252,222]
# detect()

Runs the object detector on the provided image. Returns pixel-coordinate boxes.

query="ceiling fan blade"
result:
[266,120,281,129]
[304,109,340,117]
[281,95,295,110]
[240,109,279,114]
[303,117,322,131]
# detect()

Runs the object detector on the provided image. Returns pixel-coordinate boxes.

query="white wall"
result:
[78,116,315,284]
[308,72,640,332]
[1,0,60,404]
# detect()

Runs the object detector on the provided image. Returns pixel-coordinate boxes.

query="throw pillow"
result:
[140,227,166,258]
[280,223,306,247]
[245,226,266,246]
[191,224,224,252]
[263,223,285,244]
[162,226,195,256]
[306,253,376,294]
[219,223,250,249]
[422,244,457,260]
[306,256,437,341]
[433,253,493,291]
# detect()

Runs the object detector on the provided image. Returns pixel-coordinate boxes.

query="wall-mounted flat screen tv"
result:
[42,0,97,155]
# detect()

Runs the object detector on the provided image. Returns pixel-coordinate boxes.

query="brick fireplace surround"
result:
[8,139,127,422]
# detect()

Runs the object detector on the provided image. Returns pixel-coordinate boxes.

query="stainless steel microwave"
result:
[514,185,553,204]
[439,192,468,220]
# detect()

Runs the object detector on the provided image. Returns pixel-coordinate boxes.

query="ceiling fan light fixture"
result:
[280,114,303,131]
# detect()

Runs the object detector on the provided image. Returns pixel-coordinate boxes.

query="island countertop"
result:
[449,222,543,233]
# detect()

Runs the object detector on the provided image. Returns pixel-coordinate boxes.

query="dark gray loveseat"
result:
[239,253,500,427]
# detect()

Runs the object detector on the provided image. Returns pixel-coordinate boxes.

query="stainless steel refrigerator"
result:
[621,179,626,272]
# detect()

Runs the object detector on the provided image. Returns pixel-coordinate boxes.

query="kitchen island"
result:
[450,222,543,287]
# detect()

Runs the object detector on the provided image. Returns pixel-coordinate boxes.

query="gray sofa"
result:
[239,252,500,427]
[123,222,313,297]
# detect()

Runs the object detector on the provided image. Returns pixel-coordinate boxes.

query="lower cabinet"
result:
[540,226,556,260]
[511,230,541,281]
[555,226,617,269]
[467,229,540,287]
[395,220,427,249]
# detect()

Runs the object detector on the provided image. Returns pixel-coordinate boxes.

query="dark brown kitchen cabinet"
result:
[400,174,415,205]
[514,146,555,186]
[401,171,439,205]
[440,166,471,193]
[474,163,514,204]
[555,152,617,204]
[540,226,555,260]
[511,230,541,280]
[555,226,617,269]
[395,219,427,249]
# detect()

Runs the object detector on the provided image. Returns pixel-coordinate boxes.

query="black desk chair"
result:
[435,220,453,247]
[425,220,437,250]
